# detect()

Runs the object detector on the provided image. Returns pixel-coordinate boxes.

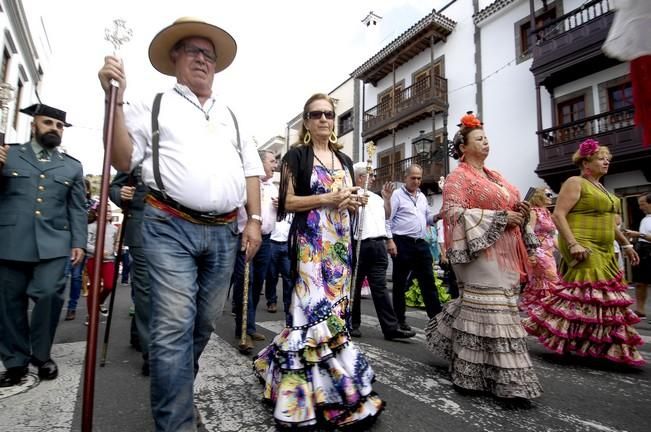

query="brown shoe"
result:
[237,335,253,354]
[267,303,277,313]
[64,310,76,321]
[248,332,266,341]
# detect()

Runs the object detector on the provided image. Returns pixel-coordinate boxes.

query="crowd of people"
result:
[0,15,649,432]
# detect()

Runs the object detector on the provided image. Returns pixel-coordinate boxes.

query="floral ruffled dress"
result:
[253,166,384,429]
[520,207,560,311]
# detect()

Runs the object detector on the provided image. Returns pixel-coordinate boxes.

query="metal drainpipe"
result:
[473,0,483,119]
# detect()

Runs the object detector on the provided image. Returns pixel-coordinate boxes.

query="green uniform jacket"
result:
[0,142,87,262]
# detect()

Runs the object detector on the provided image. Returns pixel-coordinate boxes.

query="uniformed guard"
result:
[0,103,87,387]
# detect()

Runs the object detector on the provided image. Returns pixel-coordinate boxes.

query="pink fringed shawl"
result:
[442,162,529,280]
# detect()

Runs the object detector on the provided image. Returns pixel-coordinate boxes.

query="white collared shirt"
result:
[355,191,388,240]
[640,214,651,244]
[235,177,278,235]
[260,178,278,235]
[126,83,264,213]
[270,214,292,242]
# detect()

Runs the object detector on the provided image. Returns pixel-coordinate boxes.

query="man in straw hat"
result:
[0,103,86,387]
[98,17,263,431]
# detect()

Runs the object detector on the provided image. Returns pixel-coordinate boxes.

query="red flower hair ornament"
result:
[458,111,482,129]
[578,138,599,157]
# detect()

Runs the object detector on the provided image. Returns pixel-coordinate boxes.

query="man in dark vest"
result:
[110,166,150,375]
[0,103,87,387]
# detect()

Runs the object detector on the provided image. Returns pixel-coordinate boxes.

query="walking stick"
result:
[238,262,251,352]
[349,142,376,323]
[99,195,130,367]
[82,19,131,432]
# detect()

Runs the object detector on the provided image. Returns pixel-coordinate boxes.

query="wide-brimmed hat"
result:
[148,17,237,76]
[20,103,72,127]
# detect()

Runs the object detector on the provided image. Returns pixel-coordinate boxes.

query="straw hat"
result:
[148,17,237,76]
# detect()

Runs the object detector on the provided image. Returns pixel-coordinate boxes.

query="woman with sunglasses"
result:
[519,187,560,311]
[253,93,384,429]
[524,139,645,366]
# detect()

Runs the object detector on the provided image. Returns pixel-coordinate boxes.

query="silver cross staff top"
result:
[104,19,132,88]
[104,19,132,55]
[0,82,15,134]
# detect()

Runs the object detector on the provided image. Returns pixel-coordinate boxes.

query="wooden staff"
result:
[238,263,251,352]
[82,19,131,432]
[349,142,376,321]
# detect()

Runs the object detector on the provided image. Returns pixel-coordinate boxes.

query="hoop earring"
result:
[329,131,338,144]
[303,131,311,145]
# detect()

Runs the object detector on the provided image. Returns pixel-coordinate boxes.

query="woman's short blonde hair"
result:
[529,187,548,207]
[571,145,611,167]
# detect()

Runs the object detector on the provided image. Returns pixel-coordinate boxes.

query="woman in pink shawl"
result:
[425,113,542,400]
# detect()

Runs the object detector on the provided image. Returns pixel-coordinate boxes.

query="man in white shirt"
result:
[233,150,278,353]
[350,162,416,340]
[386,165,442,331]
[266,214,293,324]
[98,18,263,431]
[626,193,651,318]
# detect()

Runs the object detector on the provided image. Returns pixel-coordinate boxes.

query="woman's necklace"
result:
[583,175,615,209]
[173,88,215,120]
[313,149,335,175]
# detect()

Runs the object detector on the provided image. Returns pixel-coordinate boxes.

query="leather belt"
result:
[147,189,237,225]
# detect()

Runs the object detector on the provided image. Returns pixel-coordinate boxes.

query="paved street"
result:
[1,279,650,432]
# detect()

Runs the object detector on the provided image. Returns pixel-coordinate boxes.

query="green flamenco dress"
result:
[524,178,645,366]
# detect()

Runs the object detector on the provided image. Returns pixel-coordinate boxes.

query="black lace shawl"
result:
[277,144,357,282]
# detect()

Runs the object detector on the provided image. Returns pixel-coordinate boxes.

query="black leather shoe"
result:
[398,322,412,331]
[0,366,28,387]
[384,328,416,340]
[350,328,362,338]
[37,360,58,380]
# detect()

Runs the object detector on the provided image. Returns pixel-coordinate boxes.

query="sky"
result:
[22,0,438,174]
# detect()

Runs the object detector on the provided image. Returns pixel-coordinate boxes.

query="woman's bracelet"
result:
[621,244,634,250]
[567,242,578,249]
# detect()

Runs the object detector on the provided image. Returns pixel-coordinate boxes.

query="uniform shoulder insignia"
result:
[3,142,20,146]
[62,152,81,163]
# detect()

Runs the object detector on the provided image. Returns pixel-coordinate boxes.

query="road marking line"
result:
[0,341,84,432]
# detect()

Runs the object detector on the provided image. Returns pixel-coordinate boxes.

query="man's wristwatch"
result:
[248,214,262,224]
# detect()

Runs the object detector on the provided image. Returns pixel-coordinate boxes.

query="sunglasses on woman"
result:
[305,110,335,120]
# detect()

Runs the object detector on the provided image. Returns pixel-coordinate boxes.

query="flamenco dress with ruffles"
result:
[520,207,560,311]
[523,178,645,366]
[253,165,384,430]
[425,162,543,399]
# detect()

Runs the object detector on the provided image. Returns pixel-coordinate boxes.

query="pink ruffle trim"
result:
[526,312,643,346]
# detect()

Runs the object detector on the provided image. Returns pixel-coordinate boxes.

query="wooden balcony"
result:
[535,107,651,191]
[531,0,617,89]
[371,153,445,194]
[362,75,448,142]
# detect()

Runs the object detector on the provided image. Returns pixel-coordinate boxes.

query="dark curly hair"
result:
[451,112,483,160]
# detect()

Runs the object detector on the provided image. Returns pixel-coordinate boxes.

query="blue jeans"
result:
[121,250,131,285]
[265,240,292,323]
[233,234,271,336]
[65,256,86,311]
[143,204,238,432]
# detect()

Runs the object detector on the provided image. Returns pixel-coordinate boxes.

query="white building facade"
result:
[0,0,50,143]
[351,0,649,222]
